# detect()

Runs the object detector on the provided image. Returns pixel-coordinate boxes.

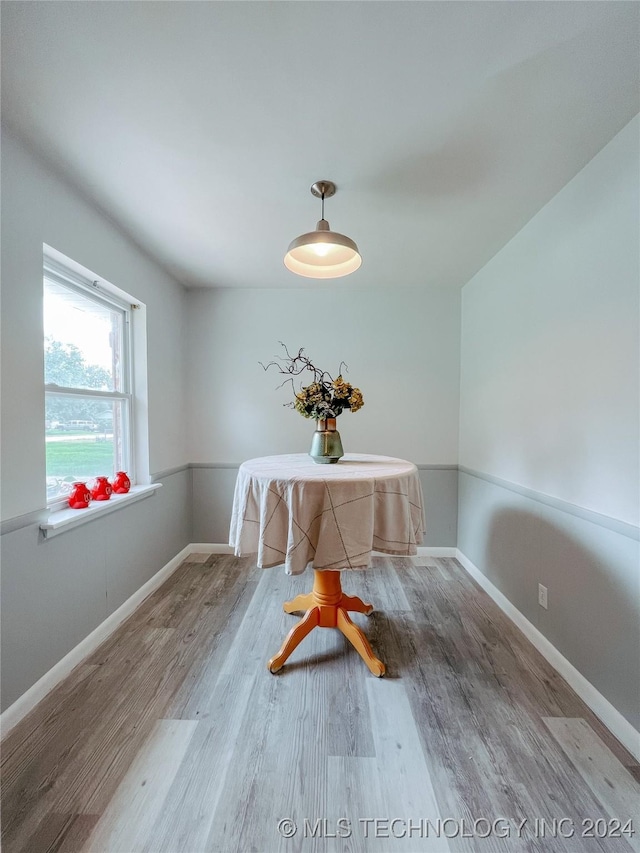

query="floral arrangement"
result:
[261,343,364,420]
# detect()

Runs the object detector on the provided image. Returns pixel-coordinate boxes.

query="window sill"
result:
[40,484,162,539]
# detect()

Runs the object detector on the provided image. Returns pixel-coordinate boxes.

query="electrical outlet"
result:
[538,583,548,610]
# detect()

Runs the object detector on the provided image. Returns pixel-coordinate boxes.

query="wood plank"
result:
[326,756,387,853]
[362,678,449,852]
[53,626,184,814]
[189,552,213,563]
[20,813,99,853]
[407,556,637,767]
[134,554,248,631]
[166,576,260,720]
[323,623,376,758]
[203,567,337,853]
[447,556,639,769]
[378,610,622,852]
[1,628,181,852]
[1,663,100,780]
[142,567,287,852]
[83,719,197,852]
[346,556,412,612]
[1,557,257,851]
[544,718,640,852]
[205,630,334,853]
[411,555,450,579]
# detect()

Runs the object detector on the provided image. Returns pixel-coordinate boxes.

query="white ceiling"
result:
[2,1,638,289]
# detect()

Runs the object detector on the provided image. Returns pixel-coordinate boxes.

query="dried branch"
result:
[260,343,363,419]
[260,342,347,387]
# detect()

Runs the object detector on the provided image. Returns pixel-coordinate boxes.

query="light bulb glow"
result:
[284,212,361,279]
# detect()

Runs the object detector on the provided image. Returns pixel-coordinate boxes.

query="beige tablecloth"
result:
[229,453,425,575]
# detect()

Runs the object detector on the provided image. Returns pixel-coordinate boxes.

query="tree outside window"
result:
[44,266,132,503]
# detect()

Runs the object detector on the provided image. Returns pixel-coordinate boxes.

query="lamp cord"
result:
[321,192,325,220]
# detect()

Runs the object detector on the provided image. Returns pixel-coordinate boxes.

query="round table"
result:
[229,453,425,676]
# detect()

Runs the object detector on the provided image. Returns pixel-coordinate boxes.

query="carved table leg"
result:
[340,593,374,615]
[283,592,315,614]
[268,607,320,673]
[269,570,385,675]
[336,608,385,677]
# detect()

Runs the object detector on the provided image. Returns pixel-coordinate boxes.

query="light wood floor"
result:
[2,555,639,853]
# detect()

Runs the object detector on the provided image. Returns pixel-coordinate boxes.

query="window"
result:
[44,255,135,505]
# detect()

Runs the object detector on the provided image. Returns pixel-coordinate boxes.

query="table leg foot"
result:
[283,592,315,614]
[268,606,321,674]
[336,608,386,677]
[340,593,374,616]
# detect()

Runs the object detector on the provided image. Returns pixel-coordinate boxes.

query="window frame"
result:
[43,256,136,511]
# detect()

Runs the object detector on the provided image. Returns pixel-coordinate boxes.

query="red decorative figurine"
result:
[90,476,113,501]
[112,471,131,494]
[68,482,91,509]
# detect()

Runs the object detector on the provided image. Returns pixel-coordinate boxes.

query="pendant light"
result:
[284,180,362,279]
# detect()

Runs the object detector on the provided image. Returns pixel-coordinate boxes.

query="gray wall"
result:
[185,283,462,551]
[192,464,458,548]
[1,469,191,711]
[186,286,461,466]
[458,470,640,731]
[1,127,189,521]
[459,117,639,526]
[0,127,191,713]
[457,118,640,732]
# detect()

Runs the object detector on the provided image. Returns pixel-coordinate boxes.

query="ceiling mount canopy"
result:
[284,180,362,279]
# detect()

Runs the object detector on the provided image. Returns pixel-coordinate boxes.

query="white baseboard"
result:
[190,543,234,554]
[416,546,457,558]
[0,543,196,739]
[455,549,640,762]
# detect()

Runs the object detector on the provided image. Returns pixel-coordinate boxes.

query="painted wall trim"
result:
[191,463,638,540]
[152,464,191,481]
[459,466,639,541]
[190,462,458,471]
[1,508,48,536]
[0,542,196,739]
[455,548,640,762]
[190,462,242,470]
[0,464,459,535]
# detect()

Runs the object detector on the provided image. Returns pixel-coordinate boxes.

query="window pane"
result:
[45,396,129,501]
[44,277,125,392]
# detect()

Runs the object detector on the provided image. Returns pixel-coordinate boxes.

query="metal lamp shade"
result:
[284,219,362,279]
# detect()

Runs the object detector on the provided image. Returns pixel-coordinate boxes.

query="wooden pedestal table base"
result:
[268,569,385,677]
